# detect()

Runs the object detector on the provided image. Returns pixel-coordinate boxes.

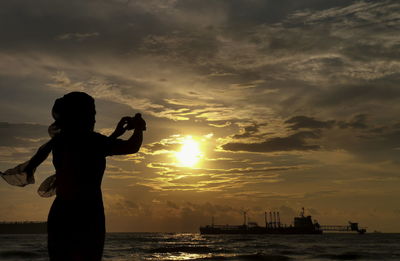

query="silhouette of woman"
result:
[1,92,146,260]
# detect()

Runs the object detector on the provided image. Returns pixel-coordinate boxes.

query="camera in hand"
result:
[126,113,146,130]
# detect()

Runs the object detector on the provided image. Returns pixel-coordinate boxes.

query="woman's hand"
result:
[109,116,131,139]
[134,113,147,131]
[107,114,146,155]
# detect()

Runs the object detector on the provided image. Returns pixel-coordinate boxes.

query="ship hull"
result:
[200,227,322,235]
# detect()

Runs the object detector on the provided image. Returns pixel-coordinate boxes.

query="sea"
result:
[0,233,399,261]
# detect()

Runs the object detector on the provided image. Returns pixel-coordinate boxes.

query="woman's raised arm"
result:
[108,114,146,155]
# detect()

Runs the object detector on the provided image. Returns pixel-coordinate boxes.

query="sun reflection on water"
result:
[148,253,213,260]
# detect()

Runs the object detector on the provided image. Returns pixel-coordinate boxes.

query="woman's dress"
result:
[47,131,119,261]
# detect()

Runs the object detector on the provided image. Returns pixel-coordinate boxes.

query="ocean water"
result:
[0,233,399,261]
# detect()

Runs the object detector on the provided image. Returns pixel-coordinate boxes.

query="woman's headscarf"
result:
[49,92,95,137]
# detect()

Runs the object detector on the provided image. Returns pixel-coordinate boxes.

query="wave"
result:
[313,252,364,260]
[264,244,293,250]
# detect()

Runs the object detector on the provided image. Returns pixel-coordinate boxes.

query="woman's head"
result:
[51,92,96,134]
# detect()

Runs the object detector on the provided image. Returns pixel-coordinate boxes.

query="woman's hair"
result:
[49,92,95,135]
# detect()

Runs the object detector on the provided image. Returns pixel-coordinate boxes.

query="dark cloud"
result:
[0,122,48,147]
[176,0,353,26]
[278,205,297,218]
[140,31,219,64]
[166,201,179,209]
[304,190,338,199]
[338,114,368,129]
[144,141,180,154]
[181,201,237,215]
[223,131,321,152]
[354,129,400,162]
[313,83,400,109]
[285,116,335,130]
[232,122,266,139]
[0,0,169,56]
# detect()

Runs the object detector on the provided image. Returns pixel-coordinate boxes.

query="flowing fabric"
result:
[0,117,62,196]
[0,161,35,187]
[0,140,57,197]
[38,174,57,197]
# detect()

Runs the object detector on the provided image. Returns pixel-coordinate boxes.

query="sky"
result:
[0,0,400,232]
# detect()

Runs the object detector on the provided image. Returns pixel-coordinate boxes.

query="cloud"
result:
[141,160,294,192]
[285,116,335,130]
[143,141,180,155]
[56,32,100,41]
[103,193,140,216]
[232,122,267,139]
[166,200,179,209]
[223,131,321,152]
[338,114,368,129]
[0,122,48,147]
[1,0,398,132]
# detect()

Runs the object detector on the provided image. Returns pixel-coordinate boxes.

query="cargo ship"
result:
[200,208,366,234]
[0,221,47,234]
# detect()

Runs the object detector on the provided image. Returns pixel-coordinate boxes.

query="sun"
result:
[175,136,203,167]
